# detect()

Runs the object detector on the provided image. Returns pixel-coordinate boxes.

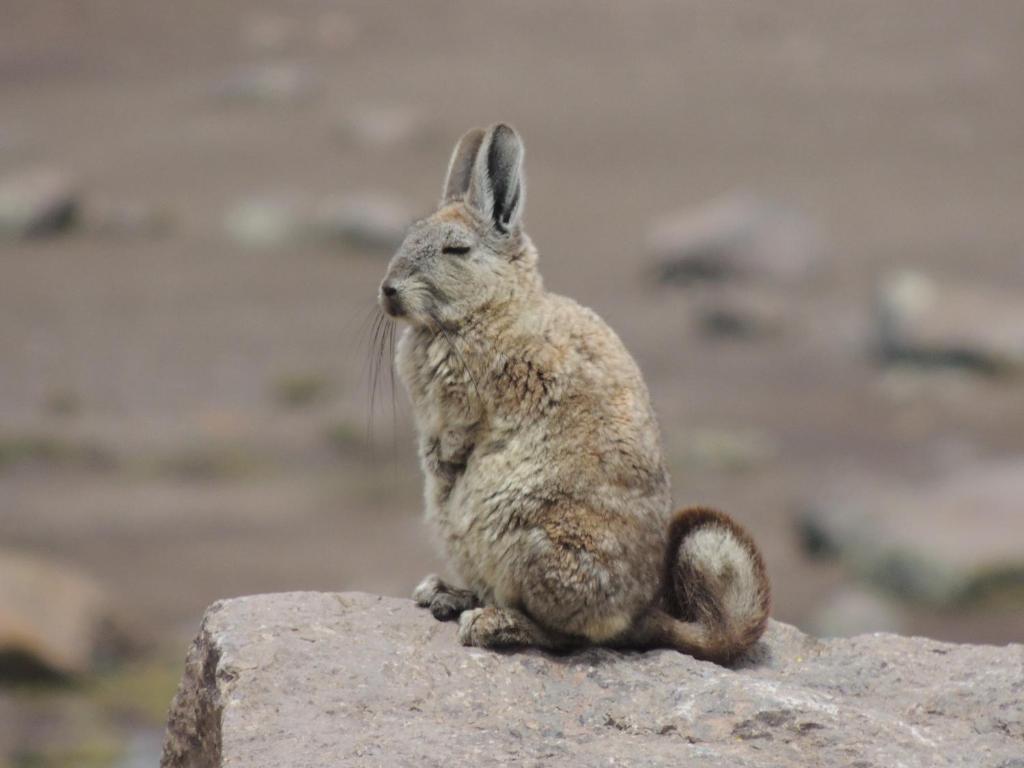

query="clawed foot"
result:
[458,605,559,649]
[412,574,478,622]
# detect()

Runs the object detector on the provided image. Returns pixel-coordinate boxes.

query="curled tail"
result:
[637,507,771,665]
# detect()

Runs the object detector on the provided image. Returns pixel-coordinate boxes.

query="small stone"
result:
[650,193,819,285]
[692,290,786,339]
[0,550,122,679]
[0,168,79,238]
[874,270,1024,374]
[224,194,305,248]
[310,193,412,253]
[211,63,316,105]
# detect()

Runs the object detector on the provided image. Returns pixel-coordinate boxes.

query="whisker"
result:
[366,309,387,445]
[386,317,398,464]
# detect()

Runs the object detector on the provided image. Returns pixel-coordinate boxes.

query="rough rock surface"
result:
[161,592,1023,768]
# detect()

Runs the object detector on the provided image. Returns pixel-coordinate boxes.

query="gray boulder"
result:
[800,459,1024,606]
[650,193,819,285]
[161,592,1023,768]
[875,270,1024,374]
[0,549,120,678]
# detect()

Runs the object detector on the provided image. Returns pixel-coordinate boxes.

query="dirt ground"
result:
[2,0,1023,688]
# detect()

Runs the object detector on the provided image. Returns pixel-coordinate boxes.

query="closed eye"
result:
[442,245,471,256]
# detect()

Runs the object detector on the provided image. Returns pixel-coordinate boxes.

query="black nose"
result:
[382,283,398,298]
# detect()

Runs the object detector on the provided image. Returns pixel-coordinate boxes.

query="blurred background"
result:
[2,0,1023,764]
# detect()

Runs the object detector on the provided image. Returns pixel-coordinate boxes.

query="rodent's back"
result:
[524,292,669,502]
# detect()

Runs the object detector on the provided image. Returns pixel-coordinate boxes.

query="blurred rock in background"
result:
[650,193,821,286]
[0,169,79,239]
[875,271,1024,375]
[224,191,411,252]
[799,459,1024,607]
[0,550,127,680]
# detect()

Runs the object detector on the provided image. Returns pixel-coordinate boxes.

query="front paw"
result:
[429,591,471,621]
[412,574,444,606]
[413,574,477,622]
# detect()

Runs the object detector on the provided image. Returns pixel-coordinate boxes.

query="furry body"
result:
[382,124,770,663]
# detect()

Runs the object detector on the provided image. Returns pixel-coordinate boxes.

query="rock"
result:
[0,550,121,678]
[692,289,787,339]
[807,586,908,638]
[799,459,1024,605]
[210,63,316,105]
[0,168,79,238]
[650,193,819,285]
[224,192,411,252]
[310,193,412,252]
[161,592,1023,768]
[224,194,306,248]
[875,270,1024,374]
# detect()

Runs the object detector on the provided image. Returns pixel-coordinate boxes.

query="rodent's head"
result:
[379,123,538,329]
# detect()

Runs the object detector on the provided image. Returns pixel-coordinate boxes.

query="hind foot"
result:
[458,606,572,650]
[412,574,479,621]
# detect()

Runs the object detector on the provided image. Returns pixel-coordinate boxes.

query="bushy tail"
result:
[638,507,771,665]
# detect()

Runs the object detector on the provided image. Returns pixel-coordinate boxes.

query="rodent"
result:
[378,123,770,664]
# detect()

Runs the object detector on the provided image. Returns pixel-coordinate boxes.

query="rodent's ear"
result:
[441,127,487,205]
[467,123,525,233]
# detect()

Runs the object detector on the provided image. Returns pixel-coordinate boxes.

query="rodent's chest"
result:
[397,330,487,473]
